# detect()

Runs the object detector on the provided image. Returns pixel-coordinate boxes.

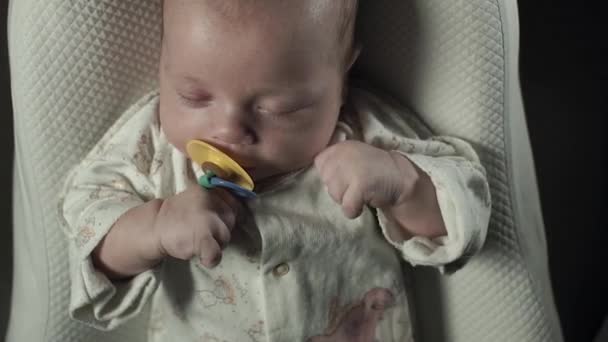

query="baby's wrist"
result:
[138,199,166,263]
[387,150,421,206]
[90,199,167,280]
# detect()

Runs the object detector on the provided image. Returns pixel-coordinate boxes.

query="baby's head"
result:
[159,0,359,181]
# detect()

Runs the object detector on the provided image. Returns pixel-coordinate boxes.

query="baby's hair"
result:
[161,0,359,67]
[213,1,360,64]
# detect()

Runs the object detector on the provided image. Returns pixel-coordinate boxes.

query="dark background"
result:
[0,1,606,341]
[518,1,608,341]
[1,0,13,338]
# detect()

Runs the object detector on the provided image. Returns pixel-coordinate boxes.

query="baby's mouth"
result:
[204,142,256,167]
[228,156,257,170]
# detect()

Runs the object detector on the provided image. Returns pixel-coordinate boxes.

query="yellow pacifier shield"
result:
[186,140,255,191]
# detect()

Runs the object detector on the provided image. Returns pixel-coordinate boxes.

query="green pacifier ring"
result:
[198,171,216,189]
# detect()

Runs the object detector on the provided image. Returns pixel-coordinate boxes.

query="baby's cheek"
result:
[261,137,315,172]
[293,132,328,161]
[162,120,189,153]
[161,109,204,154]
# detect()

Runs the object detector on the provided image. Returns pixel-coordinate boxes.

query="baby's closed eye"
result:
[254,101,315,116]
[177,90,213,107]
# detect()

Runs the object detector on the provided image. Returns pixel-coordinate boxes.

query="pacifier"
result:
[186,140,257,199]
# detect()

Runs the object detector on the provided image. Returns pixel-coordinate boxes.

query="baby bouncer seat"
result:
[6,0,564,341]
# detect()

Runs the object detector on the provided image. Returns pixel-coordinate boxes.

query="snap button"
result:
[272,263,290,277]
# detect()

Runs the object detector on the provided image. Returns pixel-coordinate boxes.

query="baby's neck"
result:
[252,167,309,195]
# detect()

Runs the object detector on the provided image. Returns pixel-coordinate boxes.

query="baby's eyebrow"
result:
[257,82,324,97]
[176,73,323,98]
[180,75,205,85]
[257,88,321,103]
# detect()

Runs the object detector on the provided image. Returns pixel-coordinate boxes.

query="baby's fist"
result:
[314,141,419,219]
[153,185,241,268]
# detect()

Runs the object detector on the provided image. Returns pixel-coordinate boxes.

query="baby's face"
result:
[160,1,351,181]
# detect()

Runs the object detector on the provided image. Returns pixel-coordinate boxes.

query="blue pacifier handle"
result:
[210,177,257,199]
[198,173,257,199]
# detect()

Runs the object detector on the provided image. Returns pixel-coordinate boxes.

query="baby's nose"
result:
[211,109,255,145]
[212,127,255,145]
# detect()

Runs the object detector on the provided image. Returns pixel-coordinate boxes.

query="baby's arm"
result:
[318,87,491,271]
[384,151,446,240]
[94,184,240,280]
[91,198,163,279]
[58,95,163,329]
[60,95,240,329]
[315,142,446,240]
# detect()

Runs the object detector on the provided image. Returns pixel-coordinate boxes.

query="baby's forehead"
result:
[163,0,356,59]
[165,0,350,33]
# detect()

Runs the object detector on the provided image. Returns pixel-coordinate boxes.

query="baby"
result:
[60,1,492,341]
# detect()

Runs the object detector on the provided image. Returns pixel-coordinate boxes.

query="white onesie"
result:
[59,86,491,341]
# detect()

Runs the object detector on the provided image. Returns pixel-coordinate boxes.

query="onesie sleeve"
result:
[58,92,164,330]
[350,87,492,273]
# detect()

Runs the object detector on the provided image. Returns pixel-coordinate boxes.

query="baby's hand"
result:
[152,185,241,268]
[314,141,419,219]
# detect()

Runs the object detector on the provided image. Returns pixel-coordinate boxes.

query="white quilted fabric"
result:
[7,0,563,341]
[9,1,161,341]
[355,1,561,341]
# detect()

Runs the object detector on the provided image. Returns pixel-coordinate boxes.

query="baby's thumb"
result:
[341,184,364,219]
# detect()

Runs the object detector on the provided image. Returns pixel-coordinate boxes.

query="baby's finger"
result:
[317,158,344,187]
[341,183,365,219]
[213,188,243,213]
[211,189,241,229]
[313,145,338,173]
[209,215,232,248]
[198,235,222,268]
[326,177,348,205]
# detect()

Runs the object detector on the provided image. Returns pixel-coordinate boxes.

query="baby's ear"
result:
[342,44,361,103]
[346,43,362,72]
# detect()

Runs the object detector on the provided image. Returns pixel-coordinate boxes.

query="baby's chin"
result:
[247,160,312,183]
